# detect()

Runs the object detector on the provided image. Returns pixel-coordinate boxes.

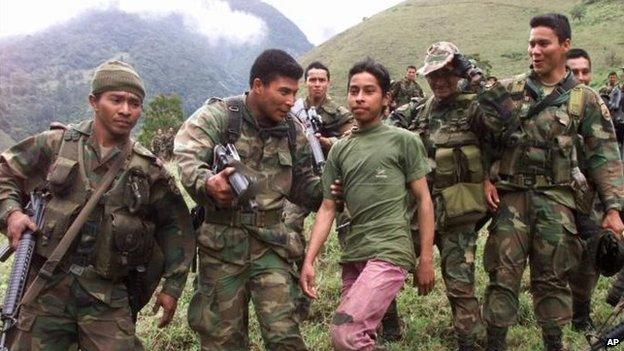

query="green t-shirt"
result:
[322,122,430,271]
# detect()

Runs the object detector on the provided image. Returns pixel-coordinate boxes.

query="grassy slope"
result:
[0,162,619,350]
[300,0,624,100]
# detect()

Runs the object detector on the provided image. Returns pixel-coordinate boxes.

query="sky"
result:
[0,0,404,45]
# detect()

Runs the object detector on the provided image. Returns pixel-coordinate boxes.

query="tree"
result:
[137,93,185,147]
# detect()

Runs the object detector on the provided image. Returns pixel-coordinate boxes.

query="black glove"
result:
[452,53,484,83]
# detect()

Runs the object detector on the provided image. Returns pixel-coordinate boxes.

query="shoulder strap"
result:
[21,139,134,306]
[285,116,297,160]
[526,74,579,118]
[568,86,585,120]
[224,96,245,144]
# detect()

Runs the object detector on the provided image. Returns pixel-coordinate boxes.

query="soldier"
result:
[0,60,195,350]
[164,126,176,160]
[300,58,436,351]
[563,47,602,333]
[389,65,425,110]
[477,14,624,350]
[410,42,491,351]
[175,49,323,350]
[566,48,592,85]
[285,61,354,241]
[600,72,622,120]
[151,128,165,157]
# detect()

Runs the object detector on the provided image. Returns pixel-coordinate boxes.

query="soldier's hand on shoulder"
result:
[206,167,235,207]
[153,291,178,328]
[6,210,38,249]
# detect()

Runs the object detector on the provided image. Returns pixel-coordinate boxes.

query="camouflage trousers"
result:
[283,201,309,244]
[483,190,583,329]
[11,274,142,351]
[568,244,599,313]
[437,223,482,338]
[188,241,308,351]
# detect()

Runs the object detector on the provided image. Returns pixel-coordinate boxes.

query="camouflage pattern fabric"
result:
[478,71,624,332]
[411,92,487,340]
[417,41,459,77]
[11,275,143,351]
[389,78,425,108]
[188,236,307,351]
[482,190,583,328]
[283,95,353,247]
[175,94,321,349]
[0,119,194,349]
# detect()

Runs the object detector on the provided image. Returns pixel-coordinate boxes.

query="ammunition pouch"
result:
[94,211,156,280]
[438,182,487,228]
[433,144,484,188]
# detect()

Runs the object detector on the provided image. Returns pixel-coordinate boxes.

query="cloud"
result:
[118,0,267,45]
[0,0,267,44]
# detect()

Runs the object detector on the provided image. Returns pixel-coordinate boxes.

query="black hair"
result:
[530,13,571,43]
[249,49,303,88]
[305,61,330,80]
[407,65,417,71]
[567,48,592,69]
[347,58,391,95]
[609,71,618,77]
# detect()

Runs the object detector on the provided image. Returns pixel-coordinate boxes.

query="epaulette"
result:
[205,97,224,105]
[63,125,85,142]
[49,122,68,130]
[132,141,161,166]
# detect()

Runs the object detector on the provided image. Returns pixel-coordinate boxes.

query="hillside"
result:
[301,0,624,101]
[0,0,312,142]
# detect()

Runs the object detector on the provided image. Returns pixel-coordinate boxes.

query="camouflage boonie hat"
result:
[417,41,460,76]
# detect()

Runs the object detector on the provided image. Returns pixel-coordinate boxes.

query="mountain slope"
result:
[301,0,624,101]
[0,1,312,142]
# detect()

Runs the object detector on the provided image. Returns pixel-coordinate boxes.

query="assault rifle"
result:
[303,106,326,174]
[0,191,45,350]
[213,143,258,211]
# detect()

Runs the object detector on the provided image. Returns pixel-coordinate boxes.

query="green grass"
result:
[0,144,618,348]
[2,161,621,350]
[0,130,15,152]
[299,0,624,100]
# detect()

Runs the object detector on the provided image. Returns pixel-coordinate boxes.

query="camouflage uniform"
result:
[284,96,353,239]
[385,97,425,130]
[412,92,489,344]
[478,71,624,347]
[389,77,425,108]
[0,119,195,350]
[175,95,322,351]
[150,130,165,158]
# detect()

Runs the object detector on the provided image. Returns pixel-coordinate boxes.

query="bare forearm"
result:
[303,199,336,264]
[417,198,435,262]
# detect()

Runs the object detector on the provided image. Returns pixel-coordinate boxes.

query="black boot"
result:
[486,326,507,351]
[380,299,402,342]
[542,326,563,351]
[457,334,476,351]
[486,327,508,351]
[571,299,595,333]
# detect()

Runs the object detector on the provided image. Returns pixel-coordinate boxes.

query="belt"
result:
[500,173,552,188]
[204,208,282,227]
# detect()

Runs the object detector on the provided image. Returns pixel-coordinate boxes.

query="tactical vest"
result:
[39,125,156,280]
[498,74,585,187]
[420,94,485,190]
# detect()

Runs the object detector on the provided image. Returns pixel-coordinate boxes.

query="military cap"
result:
[417,41,459,76]
[91,60,146,100]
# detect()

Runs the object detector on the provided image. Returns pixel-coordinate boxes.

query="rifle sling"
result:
[20,139,134,306]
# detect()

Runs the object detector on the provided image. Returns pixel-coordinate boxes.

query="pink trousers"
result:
[330,259,408,351]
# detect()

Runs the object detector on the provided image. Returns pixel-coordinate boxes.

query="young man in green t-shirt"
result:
[299,58,436,350]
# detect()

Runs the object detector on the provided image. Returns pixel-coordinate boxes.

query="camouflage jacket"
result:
[0,119,195,304]
[385,96,426,129]
[175,94,322,253]
[292,96,354,138]
[390,78,425,107]
[478,71,624,212]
